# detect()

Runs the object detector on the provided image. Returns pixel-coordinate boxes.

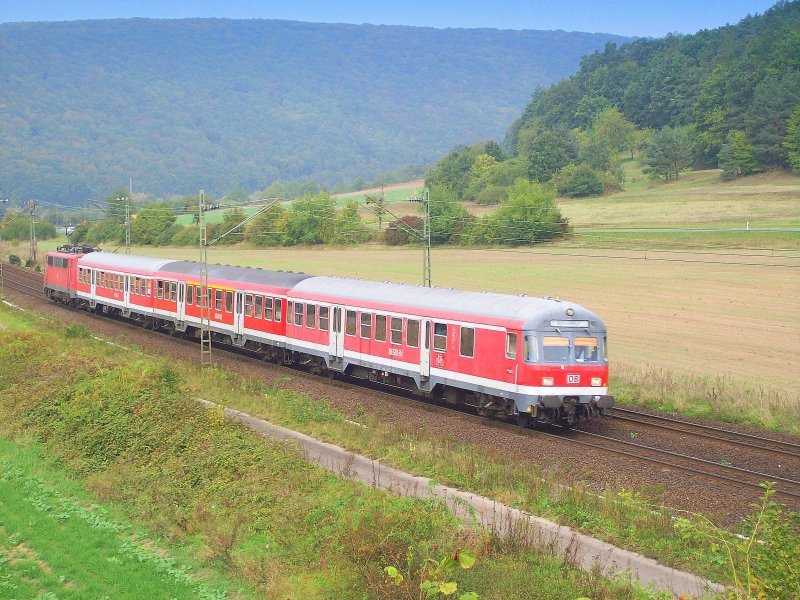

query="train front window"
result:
[524,335,538,362]
[542,336,570,361]
[574,337,600,362]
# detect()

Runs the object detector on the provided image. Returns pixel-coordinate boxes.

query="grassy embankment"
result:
[0,304,655,600]
[2,303,798,597]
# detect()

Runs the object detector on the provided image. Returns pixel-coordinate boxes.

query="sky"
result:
[0,0,781,37]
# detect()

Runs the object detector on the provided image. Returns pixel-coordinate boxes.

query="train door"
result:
[90,269,96,297]
[234,291,244,335]
[329,305,345,361]
[177,282,186,322]
[124,275,130,309]
[420,319,431,379]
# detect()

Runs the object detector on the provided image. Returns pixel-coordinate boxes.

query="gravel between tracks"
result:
[5,285,800,525]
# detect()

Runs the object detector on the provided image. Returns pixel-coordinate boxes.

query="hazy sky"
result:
[0,0,780,37]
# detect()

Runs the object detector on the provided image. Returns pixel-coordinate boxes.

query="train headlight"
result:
[542,377,554,386]
[591,377,602,386]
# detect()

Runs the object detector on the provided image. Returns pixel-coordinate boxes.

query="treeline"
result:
[65,180,567,250]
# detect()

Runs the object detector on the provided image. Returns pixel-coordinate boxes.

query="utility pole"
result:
[124,196,131,254]
[28,200,38,266]
[409,189,431,287]
[365,185,386,231]
[198,189,212,369]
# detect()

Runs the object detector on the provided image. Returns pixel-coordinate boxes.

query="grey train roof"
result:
[293,276,604,329]
[161,260,314,289]
[78,251,176,272]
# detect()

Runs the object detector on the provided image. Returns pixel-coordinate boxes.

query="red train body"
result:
[45,248,613,427]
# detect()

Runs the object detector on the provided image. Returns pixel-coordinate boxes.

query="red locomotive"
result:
[45,246,613,427]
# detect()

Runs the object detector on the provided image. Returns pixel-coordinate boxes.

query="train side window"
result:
[345,310,357,336]
[265,297,273,320]
[406,319,419,348]
[542,336,569,361]
[215,289,223,311]
[172,283,178,302]
[286,301,293,324]
[319,306,329,331]
[505,333,518,360]
[360,312,372,339]
[306,304,316,328]
[460,327,475,358]
[524,335,538,362]
[224,291,232,312]
[186,284,194,305]
[244,294,252,316]
[603,336,608,361]
[375,315,387,342]
[254,296,263,318]
[294,302,304,326]
[390,317,402,345]
[157,280,164,299]
[433,322,447,352]
[206,287,211,307]
[275,299,282,322]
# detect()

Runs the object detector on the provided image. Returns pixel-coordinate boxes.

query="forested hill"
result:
[507,0,800,170]
[0,18,628,205]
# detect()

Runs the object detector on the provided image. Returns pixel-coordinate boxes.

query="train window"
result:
[275,299,282,322]
[574,337,599,362]
[205,287,211,307]
[319,306,329,331]
[215,289,223,311]
[244,294,252,316]
[406,319,419,348]
[460,327,474,358]
[306,304,316,328]
[224,291,232,312]
[186,284,193,305]
[254,296,263,318]
[375,315,387,342]
[524,335,538,362]
[390,317,402,344]
[603,336,608,360]
[286,301,293,323]
[171,283,178,302]
[294,302,304,326]
[157,280,164,299]
[542,336,569,361]
[505,333,518,360]
[433,323,447,352]
[346,310,357,336]
[265,297,273,320]
[360,312,372,339]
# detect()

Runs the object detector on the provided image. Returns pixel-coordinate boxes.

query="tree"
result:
[427,185,474,245]
[130,202,176,245]
[285,192,336,245]
[245,203,289,246]
[718,130,757,180]
[474,179,568,246]
[329,201,370,244]
[643,126,693,179]
[591,107,637,157]
[519,127,578,182]
[784,104,800,174]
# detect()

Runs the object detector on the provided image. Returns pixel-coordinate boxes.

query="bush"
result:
[475,185,508,205]
[8,254,21,265]
[556,164,603,198]
[384,216,423,246]
[170,226,200,247]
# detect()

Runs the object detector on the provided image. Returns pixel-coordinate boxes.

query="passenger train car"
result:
[44,246,613,427]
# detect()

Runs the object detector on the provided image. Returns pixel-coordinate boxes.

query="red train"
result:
[44,246,613,427]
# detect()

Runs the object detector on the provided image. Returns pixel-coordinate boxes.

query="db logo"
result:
[567,374,580,384]
[435,354,444,367]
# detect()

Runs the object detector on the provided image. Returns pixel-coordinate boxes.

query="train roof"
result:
[78,251,176,272]
[161,261,313,288]
[293,277,603,329]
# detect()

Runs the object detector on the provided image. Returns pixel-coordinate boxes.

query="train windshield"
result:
[542,336,570,361]
[574,337,600,362]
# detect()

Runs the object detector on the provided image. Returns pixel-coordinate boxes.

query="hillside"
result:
[0,18,629,205]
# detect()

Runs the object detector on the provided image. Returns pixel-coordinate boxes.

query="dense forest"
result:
[427,1,800,202]
[0,18,628,205]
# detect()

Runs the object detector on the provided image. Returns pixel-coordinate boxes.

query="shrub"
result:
[556,164,603,198]
[8,254,21,265]
[384,215,423,246]
[474,185,508,205]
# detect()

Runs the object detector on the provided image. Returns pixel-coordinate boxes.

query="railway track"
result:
[3,261,800,503]
[611,406,800,459]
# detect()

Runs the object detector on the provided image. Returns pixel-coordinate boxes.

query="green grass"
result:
[0,438,233,600]
[0,306,654,599]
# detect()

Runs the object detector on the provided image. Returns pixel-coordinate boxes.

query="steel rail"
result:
[612,407,800,458]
